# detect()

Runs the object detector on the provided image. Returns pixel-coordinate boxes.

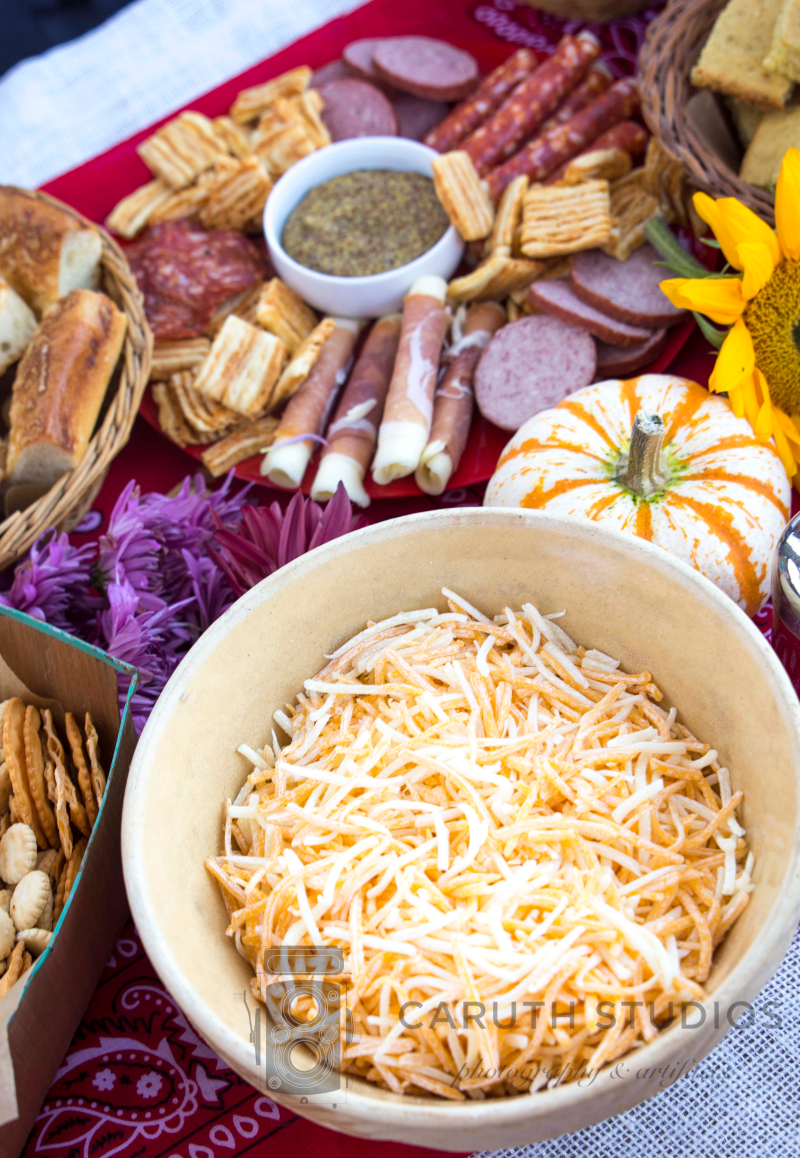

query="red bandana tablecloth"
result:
[18,1,788,1155]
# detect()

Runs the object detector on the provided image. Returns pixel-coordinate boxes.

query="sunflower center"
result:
[744,258,800,413]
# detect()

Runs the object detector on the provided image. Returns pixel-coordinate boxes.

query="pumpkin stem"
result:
[616,411,669,499]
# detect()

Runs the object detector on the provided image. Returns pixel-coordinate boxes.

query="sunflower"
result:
[659,147,800,483]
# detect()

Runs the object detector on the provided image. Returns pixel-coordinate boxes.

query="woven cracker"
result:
[194,316,288,417]
[446,251,544,303]
[65,713,97,829]
[170,371,240,435]
[560,148,632,186]
[253,113,320,177]
[212,115,254,159]
[267,317,335,412]
[520,179,612,257]
[491,176,528,252]
[137,111,230,189]
[602,169,661,261]
[106,179,172,239]
[288,90,331,149]
[255,279,318,353]
[201,416,280,476]
[230,66,313,125]
[151,338,211,380]
[431,151,495,241]
[151,382,199,448]
[199,157,273,232]
[148,181,211,225]
[24,706,57,848]
[207,282,264,337]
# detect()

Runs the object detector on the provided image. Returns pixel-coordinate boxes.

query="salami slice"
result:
[393,94,451,141]
[594,329,667,379]
[461,33,601,176]
[570,244,686,328]
[474,315,596,432]
[424,48,538,153]
[373,37,479,102]
[317,78,399,140]
[528,278,653,347]
[485,77,640,201]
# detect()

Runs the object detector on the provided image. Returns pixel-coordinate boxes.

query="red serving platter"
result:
[41,0,694,500]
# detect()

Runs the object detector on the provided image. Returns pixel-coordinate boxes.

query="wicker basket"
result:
[639,0,776,225]
[0,187,152,570]
[515,0,649,20]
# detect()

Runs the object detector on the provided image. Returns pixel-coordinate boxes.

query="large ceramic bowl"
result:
[263,136,464,317]
[122,509,800,1151]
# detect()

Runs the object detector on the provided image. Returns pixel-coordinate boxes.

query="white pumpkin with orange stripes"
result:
[484,374,791,616]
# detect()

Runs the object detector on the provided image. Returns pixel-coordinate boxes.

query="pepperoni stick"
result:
[311,313,402,508]
[261,318,362,489]
[371,277,450,485]
[424,48,538,154]
[535,63,612,136]
[461,33,601,176]
[485,78,640,201]
[416,302,505,496]
[545,121,648,184]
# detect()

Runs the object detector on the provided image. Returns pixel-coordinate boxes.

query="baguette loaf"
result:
[0,188,102,315]
[6,289,127,489]
[0,277,37,374]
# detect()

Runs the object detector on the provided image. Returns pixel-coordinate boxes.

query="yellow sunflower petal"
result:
[693,192,781,270]
[739,373,763,433]
[777,408,800,450]
[659,276,746,325]
[736,242,777,299]
[708,317,755,395]
[771,417,799,478]
[775,147,800,261]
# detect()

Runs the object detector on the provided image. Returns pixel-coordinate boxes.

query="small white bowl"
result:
[263,137,464,317]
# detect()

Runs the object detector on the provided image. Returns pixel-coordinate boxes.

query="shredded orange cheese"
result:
[207,591,753,1099]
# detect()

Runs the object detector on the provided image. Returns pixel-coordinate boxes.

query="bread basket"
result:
[0,186,151,569]
[639,0,777,224]
[516,0,649,20]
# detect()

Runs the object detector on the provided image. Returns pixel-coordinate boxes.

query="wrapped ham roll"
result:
[311,312,402,508]
[371,276,450,485]
[261,317,361,489]
[415,301,505,496]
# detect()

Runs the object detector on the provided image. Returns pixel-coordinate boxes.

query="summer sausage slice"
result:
[424,48,538,153]
[393,94,451,141]
[528,279,653,347]
[461,33,601,176]
[311,59,351,87]
[317,78,399,140]
[594,329,667,379]
[373,37,479,102]
[474,315,596,431]
[570,245,686,328]
[485,77,640,201]
[343,38,395,86]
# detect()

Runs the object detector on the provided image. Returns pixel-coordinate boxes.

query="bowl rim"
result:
[262,135,462,292]
[122,507,800,1128]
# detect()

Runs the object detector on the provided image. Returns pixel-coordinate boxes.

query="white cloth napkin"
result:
[0,0,358,188]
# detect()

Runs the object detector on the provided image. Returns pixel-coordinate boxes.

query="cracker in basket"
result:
[106,179,172,239]
[53,857,68,924]
[151,338,211,380]
[446,251,543,303]
[431,151,494,241]
[0,941,24,998]
[83,714,106,811]
[62,836,87,906]
[230,66,313,125]
[42,710,90,840]
[691,0,791,111]
[199,157,273,232]
[151,382,197,448]
[520,180,611,258]
[138,111,230,189]
[602,169,660,262]
[201,415,280,476]
[24,706,57,849]
[560,148,632,186]
[491,176,527,252]
[213,115,254,159]
[255,279,318,353]
[52,757,72,861]
[194,316,288,418]
[170,370,240,435]
[267,317,335,412]
[3,699,46,848]
[65,713,97,830]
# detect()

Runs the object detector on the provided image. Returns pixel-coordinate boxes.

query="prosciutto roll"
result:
[261,317,361,489]
[311,312,402,508]
[416,301,505,496]
[371,276,450,485]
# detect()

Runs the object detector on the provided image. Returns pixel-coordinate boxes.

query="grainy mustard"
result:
[281,169,450,277]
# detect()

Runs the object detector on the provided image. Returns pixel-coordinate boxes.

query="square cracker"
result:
[201,416,280,476]
[230,66,312,125]
[193,316,288,417]
[106,180,172,239]
[138,111,230,189]
[520,179,612,258]
[431,151,495,242]
[255,279,318,353]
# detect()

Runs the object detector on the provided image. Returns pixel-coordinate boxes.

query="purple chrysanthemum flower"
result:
[0,531,97,631]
